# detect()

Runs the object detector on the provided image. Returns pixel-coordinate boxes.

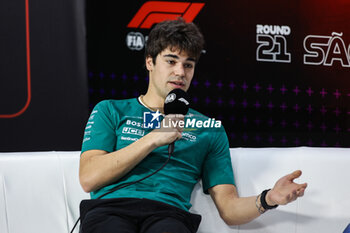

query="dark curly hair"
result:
[145,17,205,64]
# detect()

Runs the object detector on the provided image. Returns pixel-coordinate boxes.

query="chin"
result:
[174,86,188,91]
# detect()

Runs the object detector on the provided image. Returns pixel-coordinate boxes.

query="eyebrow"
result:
[163,54,196,62]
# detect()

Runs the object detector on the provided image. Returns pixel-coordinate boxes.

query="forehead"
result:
[159,47,194,60]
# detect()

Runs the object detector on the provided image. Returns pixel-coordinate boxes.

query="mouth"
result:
[168,80,185,88]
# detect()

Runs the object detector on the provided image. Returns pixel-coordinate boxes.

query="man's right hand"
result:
[80,114,185,193]
[148,114,185,148]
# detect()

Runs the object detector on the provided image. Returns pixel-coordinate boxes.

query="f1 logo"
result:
[127,1,205,29]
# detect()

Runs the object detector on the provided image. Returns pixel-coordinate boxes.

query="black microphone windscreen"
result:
[164,89,190,115]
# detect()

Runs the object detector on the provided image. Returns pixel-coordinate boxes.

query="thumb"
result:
[287,170,302,181]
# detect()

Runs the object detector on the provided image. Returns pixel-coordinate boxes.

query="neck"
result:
[140,93,165,113]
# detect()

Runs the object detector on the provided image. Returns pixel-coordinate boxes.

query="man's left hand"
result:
[266,170,307,206]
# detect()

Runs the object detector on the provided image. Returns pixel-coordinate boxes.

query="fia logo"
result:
[143,110,162,129]
[256,24,291,63]
[304,32,350,67]
[126,32,147,51]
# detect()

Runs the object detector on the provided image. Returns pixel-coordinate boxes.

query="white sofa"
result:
[0,147,349,233]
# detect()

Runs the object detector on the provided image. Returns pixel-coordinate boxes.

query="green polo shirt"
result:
[81,98,235,211]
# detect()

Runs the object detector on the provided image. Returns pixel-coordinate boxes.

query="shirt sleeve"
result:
[201,126,235,194]
[81,100,117,154]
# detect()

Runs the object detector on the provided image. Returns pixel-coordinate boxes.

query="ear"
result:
[145,56,154,71]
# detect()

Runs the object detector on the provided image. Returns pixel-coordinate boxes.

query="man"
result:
[79,18,307,233]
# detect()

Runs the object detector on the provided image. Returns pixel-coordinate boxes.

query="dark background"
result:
[0,0,89,151]
[86,0,350,148]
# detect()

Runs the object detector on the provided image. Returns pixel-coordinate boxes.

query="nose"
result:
[174,63,185,77]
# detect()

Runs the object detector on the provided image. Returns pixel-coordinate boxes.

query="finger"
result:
[177,127,184,134]
[180,124,185,131]
[296,189,305,197]
[176,131,182,140]
[290,188,301,202]
[166,114,182,120]
[175,114,185,120]
[296,183,307,190]
[290,194,298,202]
[287,170,302,181]
[168,114,184,124]
[284,193,294,204]
[296,184,307,196]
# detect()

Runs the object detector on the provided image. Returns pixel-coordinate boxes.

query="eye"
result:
[184,63,194,69]
[167,60,176,65]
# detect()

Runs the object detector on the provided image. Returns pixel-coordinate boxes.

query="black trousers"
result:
[79,198,202,233]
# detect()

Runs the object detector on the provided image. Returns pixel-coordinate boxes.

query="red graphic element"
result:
[127,1,205,29]
[0,0,32,118]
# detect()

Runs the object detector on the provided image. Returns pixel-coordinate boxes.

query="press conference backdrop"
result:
[86,0,350,148]
[0,0,89,151]
[1,0,349,151]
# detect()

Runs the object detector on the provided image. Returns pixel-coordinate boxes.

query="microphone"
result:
[163,88,191,155]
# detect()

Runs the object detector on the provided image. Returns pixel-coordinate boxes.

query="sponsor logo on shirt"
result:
[181,132,197,142]
[121,136,138,142]
[122,127,145,136]
[126,119,143,128]
[84,131,91,136]
[83,137,90,142]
